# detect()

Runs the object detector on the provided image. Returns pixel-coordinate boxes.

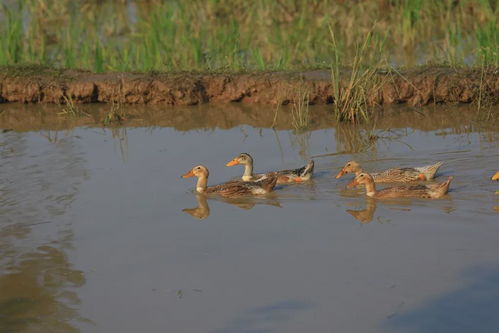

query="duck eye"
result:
[347,163,351,166]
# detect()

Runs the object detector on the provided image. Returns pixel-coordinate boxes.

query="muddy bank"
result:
[0,66,497,106]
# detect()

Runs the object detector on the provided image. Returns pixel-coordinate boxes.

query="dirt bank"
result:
[0,66,497,106]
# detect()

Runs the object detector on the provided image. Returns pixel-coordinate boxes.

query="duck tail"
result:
[416,161,443,180]
[260,174,279,193]
[300,160,315,177]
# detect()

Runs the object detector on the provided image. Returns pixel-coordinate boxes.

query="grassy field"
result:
[0,0,497,73]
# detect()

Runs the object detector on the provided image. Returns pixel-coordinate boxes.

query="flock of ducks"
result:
[182,153,499,200]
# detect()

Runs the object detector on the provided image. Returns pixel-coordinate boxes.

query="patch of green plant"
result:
[290,85,311,132]
[0,0,497,72]
[102,101,127,126]
[58,95,88,118]
[329,29,386,123]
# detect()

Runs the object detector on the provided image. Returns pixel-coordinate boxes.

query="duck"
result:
[351,172,453,199]
[225,153,314,184]
[182,165,278,197]
[336,160,443,184]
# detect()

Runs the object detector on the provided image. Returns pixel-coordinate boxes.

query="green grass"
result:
[329,28,389,122]
[58,95,88,118]
[290,85,311,132]
[0,0,497,72]
[102,101,127,126]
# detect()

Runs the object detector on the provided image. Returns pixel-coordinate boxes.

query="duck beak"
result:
[181,170,195,178]
[346,179,357,188]
[350,179,359,187]
[226,159,239,167]
[492,172,499,181]
[336,169,346,179]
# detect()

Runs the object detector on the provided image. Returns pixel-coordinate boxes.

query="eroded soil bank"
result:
[0,66,497,106]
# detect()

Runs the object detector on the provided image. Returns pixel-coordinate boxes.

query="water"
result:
[0,104,498,333]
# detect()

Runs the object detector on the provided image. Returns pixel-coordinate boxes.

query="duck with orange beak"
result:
[182,165,278,197]
[336,160,443,186]
[225,153,314,184]
[352,172,453,199]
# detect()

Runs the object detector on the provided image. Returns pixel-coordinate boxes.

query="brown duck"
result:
[226,153,314,184]
[182,165,278,197]
[352,172,453,199]
[336,160,443,184]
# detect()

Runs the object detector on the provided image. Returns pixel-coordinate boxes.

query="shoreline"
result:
[0,66,497,107]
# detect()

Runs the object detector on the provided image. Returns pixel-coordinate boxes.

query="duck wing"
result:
[373,167,423,183]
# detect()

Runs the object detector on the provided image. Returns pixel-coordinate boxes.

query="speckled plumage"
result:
[226,153,314,184]
[182,165,277,197]
[337,160,443,184]
[353,172,453,199]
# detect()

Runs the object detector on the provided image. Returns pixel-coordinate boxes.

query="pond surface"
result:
[0,104,498,333]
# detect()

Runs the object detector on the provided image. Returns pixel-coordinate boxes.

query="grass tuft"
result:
[102,101,127,126]
[329,28,386,122]
[58,95,88,118]
[291,84,311,132]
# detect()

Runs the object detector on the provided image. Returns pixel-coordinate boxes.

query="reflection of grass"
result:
[289,130,311,159]
[0,1,496,72]
[334,116,416,154]
[335,123,377,153]
[110,127,128,162]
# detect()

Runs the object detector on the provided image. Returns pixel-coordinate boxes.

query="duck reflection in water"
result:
[346,198,377,224]
[182,193,210,220]
[182,193,281,220]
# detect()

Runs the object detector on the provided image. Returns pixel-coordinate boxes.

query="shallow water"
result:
[1,104,498,333]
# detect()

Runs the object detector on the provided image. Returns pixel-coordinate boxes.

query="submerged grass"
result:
[0,0,497,72]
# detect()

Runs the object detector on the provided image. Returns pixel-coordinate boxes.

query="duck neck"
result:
[242,162,253,181]
[355,168,364,176]
[365,179,377,197]
[196,175,208,193]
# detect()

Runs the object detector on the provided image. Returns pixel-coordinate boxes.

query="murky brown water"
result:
[1,104,498,333]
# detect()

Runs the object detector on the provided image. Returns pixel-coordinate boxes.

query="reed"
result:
[290,84,311,132]
[0,1,496,72]
[102,101,127,126]
[58,95,88,118]
[329,29,386,122]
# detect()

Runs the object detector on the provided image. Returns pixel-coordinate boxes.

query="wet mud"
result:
[0,66,497,106]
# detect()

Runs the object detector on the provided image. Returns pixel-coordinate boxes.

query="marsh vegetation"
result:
[0,0,496,72]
